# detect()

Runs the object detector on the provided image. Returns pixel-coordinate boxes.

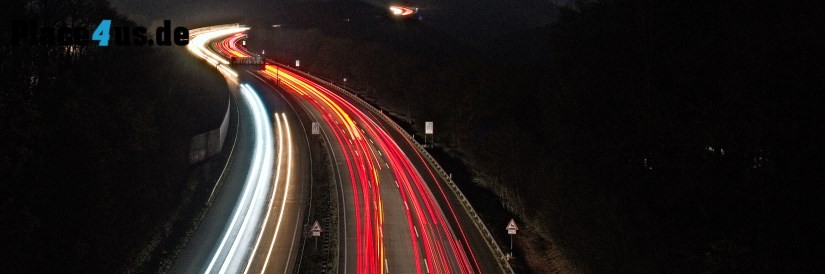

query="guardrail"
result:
[272,63,515,273]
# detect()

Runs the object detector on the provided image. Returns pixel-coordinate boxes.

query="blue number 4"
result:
[92,20,111,46]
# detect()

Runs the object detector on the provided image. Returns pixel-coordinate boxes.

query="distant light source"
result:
[389,5,415,16]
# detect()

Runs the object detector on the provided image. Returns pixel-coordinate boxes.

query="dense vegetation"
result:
[249,1,823,272]
[0,0,227,272]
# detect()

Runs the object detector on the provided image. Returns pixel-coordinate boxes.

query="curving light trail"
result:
[216,33,251,59]
[208,29,483,273]
[389,5,416,16]
[261,61,480,273]
[186,26,297,274]
[204,83,275,274]
[188,25,249,72]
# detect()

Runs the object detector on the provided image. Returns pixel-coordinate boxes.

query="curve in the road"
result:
[179,24,506,274]
[257,60,483,273]
[173,25,304,274]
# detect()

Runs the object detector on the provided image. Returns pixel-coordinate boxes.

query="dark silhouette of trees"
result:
[1,0,227,272]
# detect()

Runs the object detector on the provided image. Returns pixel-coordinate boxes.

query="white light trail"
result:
[203,84,275,274]
[260,113,294,272]
[217,64,239,78]
[188,25,250,66]
[242,113,285,274]
[389,6,415,16]
[187,26,298,274]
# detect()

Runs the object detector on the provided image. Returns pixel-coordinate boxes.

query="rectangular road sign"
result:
[425,121,433,134]
[312,122,320,135]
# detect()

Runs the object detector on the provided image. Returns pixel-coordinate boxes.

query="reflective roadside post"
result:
[312,122,320,135]
[425,121,433,147]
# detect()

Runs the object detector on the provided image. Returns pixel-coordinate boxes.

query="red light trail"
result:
[218,33,481,273]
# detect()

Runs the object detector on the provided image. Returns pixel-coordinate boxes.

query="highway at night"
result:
[171,25,510,273]
[171,25,310,274]
[6,2,810,273]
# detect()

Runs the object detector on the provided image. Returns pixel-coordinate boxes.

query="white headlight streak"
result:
[188,26,296,274]
[203,84,275,274]
[188,26,249,66]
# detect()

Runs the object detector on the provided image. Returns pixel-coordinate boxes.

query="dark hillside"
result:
[247,0,824,272]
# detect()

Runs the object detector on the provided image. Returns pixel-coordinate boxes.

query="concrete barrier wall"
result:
[190,97,231,164]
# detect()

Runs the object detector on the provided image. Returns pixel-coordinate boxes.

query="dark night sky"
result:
[108,0,562,42]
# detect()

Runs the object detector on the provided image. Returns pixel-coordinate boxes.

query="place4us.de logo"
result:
[11,20,188,46]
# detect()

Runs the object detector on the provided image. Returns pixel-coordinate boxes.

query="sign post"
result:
[506,219,518,259]
[311,220,322,249]
[425,121,433,147]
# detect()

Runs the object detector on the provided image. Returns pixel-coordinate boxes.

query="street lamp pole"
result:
[271,25,281,86]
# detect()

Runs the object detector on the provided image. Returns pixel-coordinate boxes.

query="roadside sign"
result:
[312,122,320,135]
[311,220,322,237]
[506,219,518,235]
[425,122,433,134]
[296,59,300,67]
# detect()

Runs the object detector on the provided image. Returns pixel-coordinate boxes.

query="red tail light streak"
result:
[213,30,482,273]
